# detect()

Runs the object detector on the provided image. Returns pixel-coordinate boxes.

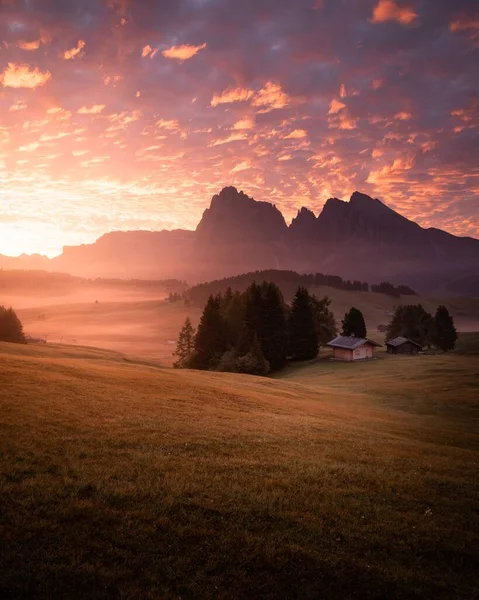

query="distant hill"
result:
[2,186,478,296]
[184,269,416,308]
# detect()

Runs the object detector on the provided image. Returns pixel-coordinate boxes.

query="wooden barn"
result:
[326,336,382,362]
[386,337,422,355]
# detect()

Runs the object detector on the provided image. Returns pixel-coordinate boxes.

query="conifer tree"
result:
[192,295,229,369]
[432,305,457,352]
[341,307,367,338]
[289,287,319,360]
[0,306,26,344]
[309,294,337,345]
[386,304,433,346]
[259,282,288,371]
[173,317,195,368]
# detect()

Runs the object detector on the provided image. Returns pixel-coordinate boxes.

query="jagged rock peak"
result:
[196,185,287,243]
[290,207,318,237]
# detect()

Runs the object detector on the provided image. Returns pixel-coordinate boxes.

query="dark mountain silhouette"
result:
[2,186,478,296]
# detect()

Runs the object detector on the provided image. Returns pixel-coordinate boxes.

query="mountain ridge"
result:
[2,186,478,296]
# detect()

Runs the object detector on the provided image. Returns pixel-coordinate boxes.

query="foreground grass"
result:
[0,340,478,599]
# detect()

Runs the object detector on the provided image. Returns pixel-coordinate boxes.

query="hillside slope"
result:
[0,342,477,599]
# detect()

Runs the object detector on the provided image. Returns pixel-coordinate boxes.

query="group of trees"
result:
[371,282,416,297]
[184,270,416,308]
[174,283,337,375]
[386,304,457,351]
[0,306,25,344]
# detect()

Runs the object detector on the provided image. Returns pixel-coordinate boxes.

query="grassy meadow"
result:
[1,336,478,599]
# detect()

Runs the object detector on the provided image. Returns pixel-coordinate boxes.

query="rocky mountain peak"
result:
[196,186,287,243]
[289,207,318,238]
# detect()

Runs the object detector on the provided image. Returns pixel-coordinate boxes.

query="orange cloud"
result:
[450,19,479,44]
[0,62,51,89]
[394,111,412,120]
[371,0,418,25]
[209,132,248,146]
[63,40,86,60]
[231,161,251,173]
[232,116,255,130]
[142,45,159,58]
[77,105,106,115]
[284,129,308,139]
[211,87,255,107]
[252,81,290,112]
[156,119,180,130]
[9,100,27,111]
[162,43,207,60]
[18,40,41,51]
[328,98,346,114]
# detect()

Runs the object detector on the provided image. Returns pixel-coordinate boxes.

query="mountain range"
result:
[2,186,479,296]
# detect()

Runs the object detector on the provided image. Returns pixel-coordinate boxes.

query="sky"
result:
[0,0,478,257]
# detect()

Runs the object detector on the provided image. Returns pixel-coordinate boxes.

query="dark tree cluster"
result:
[174,283,337,375]
[0,306,26,344]
[371,281,417,297]
[184,270,378,308]
[386,304,457,351]
[167,292,183,303]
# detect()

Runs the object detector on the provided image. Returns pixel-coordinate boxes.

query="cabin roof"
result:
[326,336,382,350]
[386,336,422,348]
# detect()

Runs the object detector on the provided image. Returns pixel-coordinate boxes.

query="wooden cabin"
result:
[386,337,422,355]
[326,336,382,361]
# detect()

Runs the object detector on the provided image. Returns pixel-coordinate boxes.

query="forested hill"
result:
[184,270,416,307]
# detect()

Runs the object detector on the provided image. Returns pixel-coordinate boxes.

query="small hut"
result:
[326,335,382,361]
[386,337,422,355]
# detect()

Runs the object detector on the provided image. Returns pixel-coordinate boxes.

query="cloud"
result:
[252,82,290,113]
[209,132,248,146]
[162,43,207,61]
[0,63,51,89]
[231,161,251,173]
[328,99,346,114]
[394,111,412,120]
[9,100,27,112]
[77,105,106,115]
[63,40,86,60]
[142,45,159,58]
[211,87,255,107]
[232,116,255,130]
[284,129,308,139]
[18,40,41,51]
[156,119,180,130]
[371,0,418,25]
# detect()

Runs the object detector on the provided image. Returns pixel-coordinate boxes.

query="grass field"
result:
[1,336,478,599]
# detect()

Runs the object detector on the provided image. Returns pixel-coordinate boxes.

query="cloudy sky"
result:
[0,0,478,256]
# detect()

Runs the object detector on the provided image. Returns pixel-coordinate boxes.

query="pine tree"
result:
[432,305,457,352]
[289,287,319,360]
[386,304,433,347]
[259,282,288,371]
[192,295,230,369]
[0,306,26,344]
[309,294,337,345]
[341,307,367,338]
[173,317,195,368]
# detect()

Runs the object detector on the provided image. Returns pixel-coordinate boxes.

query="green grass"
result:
[0,338,478,599]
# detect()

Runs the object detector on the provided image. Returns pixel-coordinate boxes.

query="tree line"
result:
[183,270,416,308]
[386,304,457,352]
[174,283,337,375]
